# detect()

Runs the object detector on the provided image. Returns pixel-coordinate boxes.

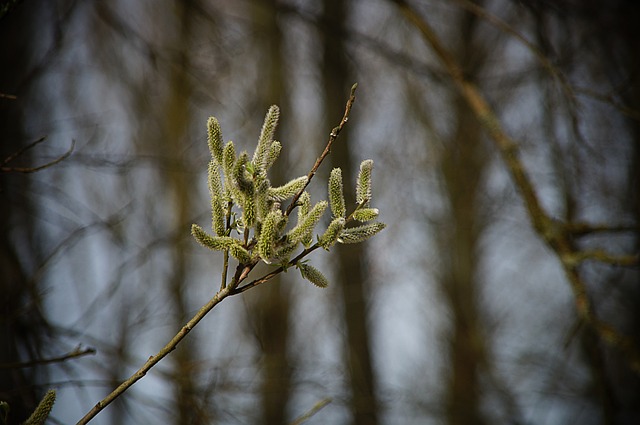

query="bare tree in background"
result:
[322,1,381,424]
[245,1,294,424]
[436,6,491,424]
[2,0,640,424]
[0,3,68,421]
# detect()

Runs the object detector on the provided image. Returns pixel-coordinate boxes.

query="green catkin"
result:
[253,105,280,172]
[207,117,224,164]
[329,168,346,218]
[287,200,328,245]
[268,176,308,202]
[318,217,346,249]
[257,210,283,261]
[298,262,329,288]
[352,207,379,222]
[338,222,386,244]
[265,140,282,170]
[356,159,373,206]
[193,106,384,291]
[24,389,56,425]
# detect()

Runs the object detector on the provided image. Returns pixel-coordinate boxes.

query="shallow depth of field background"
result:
[1,1,639,424]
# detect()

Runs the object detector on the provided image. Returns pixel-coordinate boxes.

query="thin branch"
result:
[231,245,321,295]
[76,276,240,425]
[565,250,640,267]
[0,346,96,370]
[564,221,639,236]
[394,0,640,372]
[232,201,368,295]
[289,398,332,425]
[1,139,76,173]
[220,200,234,290]
[285,83,358,216]
[1,136,48,166]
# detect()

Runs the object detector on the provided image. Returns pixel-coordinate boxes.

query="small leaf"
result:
[298,262,329,288]
[207,117,224,164]
[356,159,373,206]
[328,168,346,218]
[318,217,346,249]
[338,222,386,244]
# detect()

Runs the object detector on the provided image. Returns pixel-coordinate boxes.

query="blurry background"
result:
[1,0,639,424]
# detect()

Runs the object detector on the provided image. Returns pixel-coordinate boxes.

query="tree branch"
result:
[77,85,361,424]
[285,83,358,216]
[0,346,95,370]
[394,0,640,372]
[1,138,75,173]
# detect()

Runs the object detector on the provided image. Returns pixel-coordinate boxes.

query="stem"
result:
[232,245,321,295]
[76,264,255,425]
[220,201,233,289]
[285,83,358,216]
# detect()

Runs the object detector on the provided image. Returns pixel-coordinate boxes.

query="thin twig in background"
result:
[393,0,640,372]
[289,398,332,425]
[285,83,358,217]
[1,138,76,173]
[0,346,96,370]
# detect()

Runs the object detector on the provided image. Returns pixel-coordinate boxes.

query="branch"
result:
[394,0,640,372]
[0,346,95,370]
[76,272,245,425]
[1,138,76,173]
[232,245,321,295]
[285,83,358,216]
[289,398,332,425]
[78,86,362,424]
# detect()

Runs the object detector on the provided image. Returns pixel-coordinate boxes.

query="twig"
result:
[76,274,243,425]
[1,136,48,166]
[394,0,640,372]
[289,398,332,425]
[1,138,76,173]
[0,346,96,370]
[231,245,321,295]
[285,83,358,216]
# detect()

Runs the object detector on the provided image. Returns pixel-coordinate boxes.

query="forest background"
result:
[1,0,639,424]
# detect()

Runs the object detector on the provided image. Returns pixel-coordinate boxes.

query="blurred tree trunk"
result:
[0,3,51,422]
[530,2,640,423]
[246,2,294,424]
[158,1,200,423]
[321,1,380,424]
[437,6,490,425]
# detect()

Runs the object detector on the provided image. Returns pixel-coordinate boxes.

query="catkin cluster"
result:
[192,106,385,287]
